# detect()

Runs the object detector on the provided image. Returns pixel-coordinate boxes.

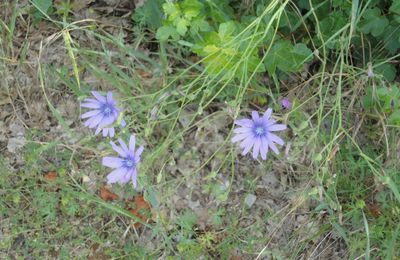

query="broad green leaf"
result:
[175,17,189,35]
[156,26,179,41]
[264,40,313,74]
[218,21,237,41]
[32,0,53,20]
[389,1,400,15]
[190,19,211,34]
[359,8,389,37]
[383,24,400,54]
[163,2,180,21]
[181,0,203,19]
[265,41,292,74]
[132,0,164,29]
[388,110,400,125]
[318,11,347,49]
[375,63,396,82]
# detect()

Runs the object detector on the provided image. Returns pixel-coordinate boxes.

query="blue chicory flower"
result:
[281,98,292,110]
[102,135,144,188]
[231,108,286,160]
[81,91,125,137]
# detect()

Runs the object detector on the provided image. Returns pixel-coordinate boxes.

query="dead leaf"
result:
[125,195,152,228]
[99,186,119,201]
[367,203,381,218]
[136,68,152,79]
[44,171,57,181]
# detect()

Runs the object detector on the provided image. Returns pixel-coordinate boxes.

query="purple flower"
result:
[102,135,144,188]
[281,98,292,110]
[81,91,124,137]
[231,108,286,160]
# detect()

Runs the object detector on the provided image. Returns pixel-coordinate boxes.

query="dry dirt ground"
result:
[1,1,348,258]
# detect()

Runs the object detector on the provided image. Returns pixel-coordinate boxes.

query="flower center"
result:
[124,158,135,168]
[102,105,113,116]
[253,126,266,137]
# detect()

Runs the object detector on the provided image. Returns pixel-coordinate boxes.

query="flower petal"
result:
[131,169,138,188]
[267,133,285,146]
[84,114,103,128]
[121,170,131,183]
[92,91,107,102]
[81,102,101,109]
[252,138,261,159]
[231,132,250,143]
[107,168,128,184]
[106,91,114,104]
[129,135,136,151]
[240,136,255,155]
[83,98,100,104]
[234,119,253,127]
[102,128,109,137]
[251,111,260,121]
[120,119,126,127]
[233,127,252,134]
[118,138,129,154]
[95,127,101,135]
[268,124,286,132]
[89,114,103,128]
[267,138,279,155]
[81,109,101,119]
[260,137,269,160]
[110,141,128,157]
[109,128,115,137]
[135,145,144,158]
[98,116,116,128]
[262,108,273,122]
[102,156,124,168]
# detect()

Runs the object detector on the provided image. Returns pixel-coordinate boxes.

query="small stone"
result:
[244,194,257,207]
[7,136,26,153]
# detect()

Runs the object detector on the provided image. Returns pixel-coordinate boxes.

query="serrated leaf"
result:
[389,1,400,15]
[359,8,389,37]
[156,26,179,41]
[175,17,189,35]
[181,0,203,19]
[218,21,236,41]
[132,0,164,29]
[163,2,180,21]
[190,19,211,34]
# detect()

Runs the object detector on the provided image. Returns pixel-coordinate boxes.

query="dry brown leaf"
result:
[367,203,382,218]
[44,171,57,181]
[126,195,152,228]
[99,186,119,201]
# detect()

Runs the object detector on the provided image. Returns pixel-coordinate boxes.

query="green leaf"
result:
[218,21,237,42]
[163,2,180,21]
[389,1,400,15]
[132,0,164,29]
[190,18,211,34]
[32,0,53,20]
[264,40,313,74]
[375,63,396,82]
[175,17,189,35]
[181,0,203,19]
[318,11,347,49]
[383,24,400,55]
[388,110,400,125]
[156,26,179,41]
[359,8,389,37]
